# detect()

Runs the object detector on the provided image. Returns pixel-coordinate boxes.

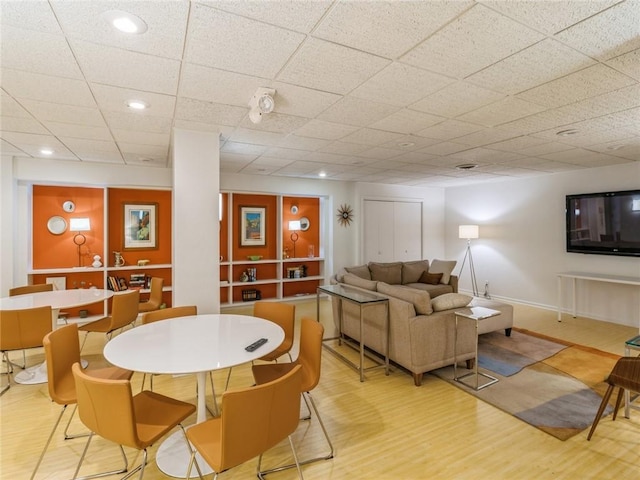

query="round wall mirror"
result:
[299,216,310,231]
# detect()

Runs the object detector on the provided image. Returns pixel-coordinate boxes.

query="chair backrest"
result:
[109,290,140,331]
[253,301,295,351]
[297,317,324,392]
[147,277,164,306]
[43,324,81,405]
[0,306,53,351]
[72,362,141,450]
[141,305,197,324]
[9,283,53,296]
[218,364,302,472]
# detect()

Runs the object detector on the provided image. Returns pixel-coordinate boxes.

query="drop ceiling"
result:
[1,0,639,187]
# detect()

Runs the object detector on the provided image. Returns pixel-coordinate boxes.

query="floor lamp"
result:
[458,225,479,297]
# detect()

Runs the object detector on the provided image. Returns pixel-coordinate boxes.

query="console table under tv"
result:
[557,272,640,331]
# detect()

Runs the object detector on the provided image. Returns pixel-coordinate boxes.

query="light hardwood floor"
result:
[2,299,639,479]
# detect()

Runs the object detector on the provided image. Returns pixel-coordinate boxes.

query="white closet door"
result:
[394,201,422,261]
[364,200,394,262]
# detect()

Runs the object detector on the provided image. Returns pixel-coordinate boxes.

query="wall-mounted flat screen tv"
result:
[566,189,640,257]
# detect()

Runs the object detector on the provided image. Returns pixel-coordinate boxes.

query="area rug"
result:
[431,328,621,441]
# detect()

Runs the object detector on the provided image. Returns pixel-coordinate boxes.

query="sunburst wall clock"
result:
[337,204,354,227]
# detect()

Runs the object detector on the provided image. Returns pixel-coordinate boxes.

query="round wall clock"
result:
[337,204,354,227]
[299,216,310,231]
[47,216,67,235]
[62,200,75,212]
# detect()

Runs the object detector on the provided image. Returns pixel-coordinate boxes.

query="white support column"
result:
[172,129,220,313]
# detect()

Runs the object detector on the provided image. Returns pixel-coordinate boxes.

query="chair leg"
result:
[587,384,615,440]
[207,371,219,417]
[224,367,233,390]
[31,405,68,480]
[1,351,15,396]
[257,435,304,480]
[72,432,129,480]
[613,386,625,421]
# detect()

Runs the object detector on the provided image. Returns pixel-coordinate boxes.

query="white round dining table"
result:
[0,288,113,384]
[103,313,284,478]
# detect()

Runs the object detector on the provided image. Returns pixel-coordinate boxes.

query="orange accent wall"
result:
[32,185,105,269]
[220,193,229,261]
[232,194,278,260]
[107,188,172,267]
[282,196,320,259]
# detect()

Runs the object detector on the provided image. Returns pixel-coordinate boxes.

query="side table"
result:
[623,335,640,418]
[453,306,501,391]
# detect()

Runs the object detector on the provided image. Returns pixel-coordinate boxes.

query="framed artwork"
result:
[124,203,158,250]
[240,206,266,246]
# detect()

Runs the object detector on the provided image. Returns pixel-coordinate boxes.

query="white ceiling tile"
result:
[91,84,176,117]
[122,153,167,167]
[458,97,548,127]
[187,4,304,78]
[607,48,640,81]
[229,128,286,147]
[1,25,83,79]
[201,0,332,33]
[276,135,331,151]
[0,1,61,34]
[103,111,173,134]
[418,141,470,156]
[415,120,484,141]
[369,109,444,134]
[387,150,441,163]
[119,142,168,157]
[220,151,256,165]
[448,126,520,147]
[317,96,399,127]
[1,69,96,107]
[339,128,405,146]
[401,4,544,78]
[449,147,527,163]
[1,92,31,118]
[485,136,551,152]
[314,0,473,58]
[379,135,442,151]
[221,142,268,157]
[262,147,311,161]
[318,141,370,156]
[278,38,390,95]
[0,131,68,150]
[173,119,235,140]
[411,81,505,118]
[269,82,342,118]
[112,130,169,147]
[355,147,405,161]
[466,39,596,95]
[19,99,106,127]
[515,141,575,156]
[517,64,636,108]
[175,98,247,127]
[44,122,112,141]
[71,40,181,95]
[180,64,267,107]
[251,156,296,168]
[76,151,125,164]
[0,139,29,156]
[480,0,619,35]
[292,120,358,140]
[238,112,310,135]
[51,0,189,59]
[554,1,640,60]
[0,116,48,135]
[59,137,119,154]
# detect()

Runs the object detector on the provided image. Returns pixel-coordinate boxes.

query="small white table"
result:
[0,288,113,384]
[453,306,501,391]
[103,313,284,478]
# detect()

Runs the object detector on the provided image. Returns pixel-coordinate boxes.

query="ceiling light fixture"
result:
[40,148,54,155]
[556,129,579,137]
[126,100,148,110]
[456,163,478,170]
[102,10,148,34]
[248,87,276,124]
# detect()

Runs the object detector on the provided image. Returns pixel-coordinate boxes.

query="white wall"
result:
[445,162,640,327]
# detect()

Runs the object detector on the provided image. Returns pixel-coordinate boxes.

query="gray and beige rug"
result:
[432,329,620,440]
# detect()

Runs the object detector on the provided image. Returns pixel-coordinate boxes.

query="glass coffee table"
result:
[317,284,390,382]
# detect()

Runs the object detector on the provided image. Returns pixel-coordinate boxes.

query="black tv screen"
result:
[566,189,640,257]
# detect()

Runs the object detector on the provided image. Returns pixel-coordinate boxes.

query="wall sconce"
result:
[458,225,479,296]
[289,220,301,258]
[70,218,91,267]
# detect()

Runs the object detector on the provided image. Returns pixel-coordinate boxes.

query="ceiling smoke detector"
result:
[248,87,276,124]
[456,163,478,170]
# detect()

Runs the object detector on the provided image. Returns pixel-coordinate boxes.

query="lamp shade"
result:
[70,218,91,232]
[289,220,301,231]
[459,224,479,239]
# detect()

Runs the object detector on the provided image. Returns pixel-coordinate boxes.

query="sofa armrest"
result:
[448,275,458,293]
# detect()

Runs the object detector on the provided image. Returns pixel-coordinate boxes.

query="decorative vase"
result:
[92,255,102,268]
[113,251,125,267]
[240,271,248,282]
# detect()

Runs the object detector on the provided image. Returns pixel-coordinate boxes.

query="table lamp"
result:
[70,218,91,267]
[289,220,301,258]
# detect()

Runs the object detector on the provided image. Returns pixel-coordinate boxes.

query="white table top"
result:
[454,306,501,320]
[0,288,113,310]
[103,313,285,375]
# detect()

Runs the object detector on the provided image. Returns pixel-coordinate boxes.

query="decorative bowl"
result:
[247,255,262,261]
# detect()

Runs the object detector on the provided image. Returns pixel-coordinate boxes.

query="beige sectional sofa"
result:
[331,260,514,386]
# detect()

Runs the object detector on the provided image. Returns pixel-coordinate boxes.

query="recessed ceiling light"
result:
[318,172,327,177]
[126,100,149,110]
[102,10,148,34]
[556,129,579,137]
[455,163,478,170]
[40,148,54,155]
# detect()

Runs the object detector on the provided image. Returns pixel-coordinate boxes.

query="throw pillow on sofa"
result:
[431,293,472,312]
[368,262,402,284]
[402,260,430,284]
[429,259,457,285]
[377,282,433,315]
[345,264,372,280]
[343,272,378,291]
[419,271,443,285]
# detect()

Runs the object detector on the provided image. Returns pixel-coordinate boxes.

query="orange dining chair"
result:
[185,365,304,480]
[138,277,163,313]
[225,301,296,390]
[587,356,640,440]
[9,284,54,367]
[78,290,140,351]
[31,324,133,480]
[252,317,333,473]
[71,362,198,480]
[0,306,52,396]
